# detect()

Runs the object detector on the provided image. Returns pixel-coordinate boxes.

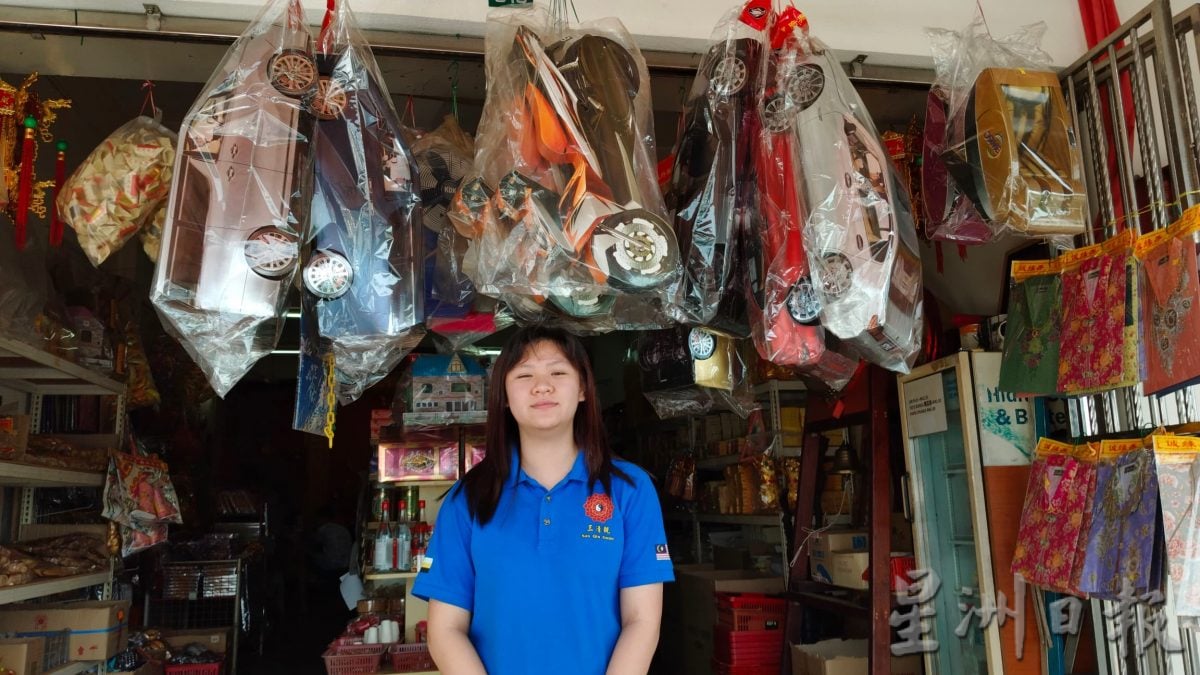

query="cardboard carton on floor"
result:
[161,628,230,655]
[791,640,923,675]
[0,600,129,661]
[0,636,44,675]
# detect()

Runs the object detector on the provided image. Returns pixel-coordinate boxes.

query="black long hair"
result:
[462,326,630,525]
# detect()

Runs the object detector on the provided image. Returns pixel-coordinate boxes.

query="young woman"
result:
[412,326,674,674]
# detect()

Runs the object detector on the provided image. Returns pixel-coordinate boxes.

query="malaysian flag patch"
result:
[655,544,671,562]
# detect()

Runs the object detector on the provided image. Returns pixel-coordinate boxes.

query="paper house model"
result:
[407,353,487,413]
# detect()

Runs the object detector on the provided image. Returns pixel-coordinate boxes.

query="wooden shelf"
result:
[373,479,456,489]
[786,582,870,615]
[666,512,780,526]
[0,570,110,605]
[754,380,807,396]
[694,454,742,470]
[0,461,104,488]
[46,661,102,675]
[0,337,125,396]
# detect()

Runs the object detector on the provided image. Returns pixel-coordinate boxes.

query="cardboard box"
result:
[0,415,30,460]
[791,640,923,675]
[162,627,230,655]
[821,490,849,515]
[813,551,869,590]
[0,637,43,675]
[0,600,129,662]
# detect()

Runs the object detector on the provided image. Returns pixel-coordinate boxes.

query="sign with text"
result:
[906,373,948,437]
[972,352,1038,466]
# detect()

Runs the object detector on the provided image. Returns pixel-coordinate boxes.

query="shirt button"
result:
[546,495,552,502]
[543,518,551,526]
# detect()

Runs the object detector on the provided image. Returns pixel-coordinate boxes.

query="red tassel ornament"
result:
[49,139,66,247]
[14,115,36,250]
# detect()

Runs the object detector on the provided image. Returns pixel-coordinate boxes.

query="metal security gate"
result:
[1060,2,1200,672]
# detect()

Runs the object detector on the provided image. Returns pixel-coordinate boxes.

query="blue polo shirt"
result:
[411,451,674,674]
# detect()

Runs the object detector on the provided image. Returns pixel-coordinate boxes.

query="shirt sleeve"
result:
[617,466,676,589]
[411,484,475,612]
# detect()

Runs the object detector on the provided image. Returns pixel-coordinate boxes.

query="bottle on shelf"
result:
[413,499,429,570]
[374,520,393,572]
[379,488,391,523]
[394,500,412,572]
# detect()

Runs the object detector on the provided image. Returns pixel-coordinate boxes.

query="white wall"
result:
[2,0,1088,68]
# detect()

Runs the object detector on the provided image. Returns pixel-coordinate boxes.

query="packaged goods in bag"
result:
[303,0,424,405]
[758,5,922,373]
[151,0,316,397]
[462,6,681,330]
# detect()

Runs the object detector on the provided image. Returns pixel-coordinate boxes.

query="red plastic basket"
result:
[713,625,784,666]
[716,592,788,632]
[323,643,385,675]
[165,664,222,675]
[891,554,917,591]
[330,638,391,657]
[389,643,435,672]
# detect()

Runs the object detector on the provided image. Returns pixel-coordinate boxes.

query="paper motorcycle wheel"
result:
[591,209,680,289]
[313,76,349,120]
[244,227,298,279]
[302,249,354,299]
[268,49,317,97]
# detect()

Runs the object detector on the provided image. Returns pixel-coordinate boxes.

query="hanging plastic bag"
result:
[57,115,176,266]
[921,87,991,243]
[463,6,681,331]
[151,0,317,397]
[638,326,756,420]
[662,1,768,332]
[762,5,923,373]
[928,16,1087,241]
[302,0,425,405]
[1136,207,1200,396]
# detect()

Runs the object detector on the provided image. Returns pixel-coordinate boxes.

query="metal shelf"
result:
[46,661,101,675]
[401,411,486,427]
[0,461,104,488]
[0,337,125,396]
[0,570,110,605]
[365,569,418,581]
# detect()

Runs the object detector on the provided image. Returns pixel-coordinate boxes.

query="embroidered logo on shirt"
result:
[656,544,671,562]
[583,493,614,523]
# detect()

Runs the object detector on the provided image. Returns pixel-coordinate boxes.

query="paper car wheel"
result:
[763,95,797,133]
[268,50,317,97]
[786,64,824,110]
[709,55,748,97]
[819,252,854,298]
[595,210,680,289]
[303,250,354,300]
[788,276,822,325]
[313,77,348,120]
[244,227,298,279]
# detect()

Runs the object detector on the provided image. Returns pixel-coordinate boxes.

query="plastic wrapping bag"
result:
[763,5,923,373]
[928,17,1087,240]
[140,206,165,263]
[662,2,767,331]
[57,115,176,266]
[402,353,488,413]
[102,452,182,557]
[151,0,317,397]
[303,0,425,405]
[462,6,681,329]
[638,326,755,420]
[921,87,990,243]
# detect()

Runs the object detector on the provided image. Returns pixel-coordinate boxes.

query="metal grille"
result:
[1060,2,1200,672]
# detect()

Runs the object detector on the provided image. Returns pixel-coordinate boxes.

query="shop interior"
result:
[1,0,1200,674]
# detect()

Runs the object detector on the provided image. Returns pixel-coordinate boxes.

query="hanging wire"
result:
[449,59,460,122]
[139,80,159,118]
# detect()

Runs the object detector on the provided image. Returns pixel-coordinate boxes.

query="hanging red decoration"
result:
[49,139,66,247]
[14,116,35,250]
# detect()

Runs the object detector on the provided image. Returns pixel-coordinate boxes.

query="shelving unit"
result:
[0,337,123,675]
[784,366,892,674]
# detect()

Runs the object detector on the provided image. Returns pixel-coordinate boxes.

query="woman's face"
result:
[504,340,585,436]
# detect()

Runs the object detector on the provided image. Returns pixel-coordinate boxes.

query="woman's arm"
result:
[427,599,488,675]
[605,583,663,675]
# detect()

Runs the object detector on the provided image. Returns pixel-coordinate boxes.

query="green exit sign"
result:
[488,0,532,5]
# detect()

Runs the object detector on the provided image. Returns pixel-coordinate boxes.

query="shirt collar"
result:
[510,447,589,489]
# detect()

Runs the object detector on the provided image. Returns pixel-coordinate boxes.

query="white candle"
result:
[364,627,379,644]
